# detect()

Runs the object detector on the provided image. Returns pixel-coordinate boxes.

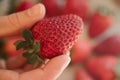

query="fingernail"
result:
[66,51,70,56]
[28,3,45,19]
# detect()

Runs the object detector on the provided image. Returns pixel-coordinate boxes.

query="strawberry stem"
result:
[14,29,44,68]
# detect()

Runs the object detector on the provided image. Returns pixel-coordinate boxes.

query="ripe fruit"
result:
[75,69,93,80]
[42,0,63,17]
[15,14,83,67]
[71,39,92,64]
[86,56,117,80]
[4,36,23,57]
[95,35,120,55]
[64,0,89,19]
[32,14,83,58]
[16,1,33,12]
[88,8,113,38]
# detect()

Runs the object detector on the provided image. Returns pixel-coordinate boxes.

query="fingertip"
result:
[39,3,46,20]
[60,54,71,64]
[43,55,71,79]
[27,3,46,20]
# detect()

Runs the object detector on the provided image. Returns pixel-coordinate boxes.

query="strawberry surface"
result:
[32,14,83,59]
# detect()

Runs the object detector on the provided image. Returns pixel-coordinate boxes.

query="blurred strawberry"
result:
[4,36,23,57]
[88,8,113,38]
[64,0,89,20]
[16,1,34,12]
[42,0,64,17]
[71,39,93,64]
[95,35,120,55]
[86,56,120,80]
[75,69,93,80]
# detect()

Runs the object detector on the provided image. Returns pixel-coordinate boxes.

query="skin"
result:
[0,3,71,80]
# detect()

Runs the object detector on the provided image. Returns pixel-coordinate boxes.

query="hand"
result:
[0,3,71,80]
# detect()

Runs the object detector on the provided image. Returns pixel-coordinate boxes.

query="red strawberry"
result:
[75,69,93,80]
[95,35,120,55]
[86,56,118,80]
[15,14,83,67]
[71,39,92,64]
[42,0,64,17]
[64,0,89,20]
[4,36,23,57]
[88,9,113,38]
[16,1,34,12]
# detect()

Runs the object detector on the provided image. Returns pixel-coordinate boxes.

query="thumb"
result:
[0,3,45,37]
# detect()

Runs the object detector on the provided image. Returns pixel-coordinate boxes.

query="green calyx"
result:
[14,29,44,68]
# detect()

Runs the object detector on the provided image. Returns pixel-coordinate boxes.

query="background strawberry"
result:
[75,69,93,80]
[15,14,83,67]
[42,0,64,17]
[94,35,120,55]
[86,56,117,80]
[4,36,23,57]
[64,0,89,20]
[71,39,93,64]
[16,0,34,12]
[88,8,113,38]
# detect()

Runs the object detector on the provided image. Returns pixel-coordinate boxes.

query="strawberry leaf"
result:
[33,42,40,52]
[14,29,44,68]
[21,29,33,43]
[14,40,29,50]
[23,51,40,68]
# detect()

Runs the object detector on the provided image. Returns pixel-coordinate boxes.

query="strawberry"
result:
[16,1,34,12]
[4,36,23,57]
[42,0,64,17]
[15,14,83,67]
[71,39,92,64]
[86,56,120,80]
[94,35,120,55]
[88,8,113,38]
[64,0,89,20]
[75,69,93,80]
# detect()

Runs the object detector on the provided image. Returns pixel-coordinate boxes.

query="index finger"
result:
[0,3,45,38]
